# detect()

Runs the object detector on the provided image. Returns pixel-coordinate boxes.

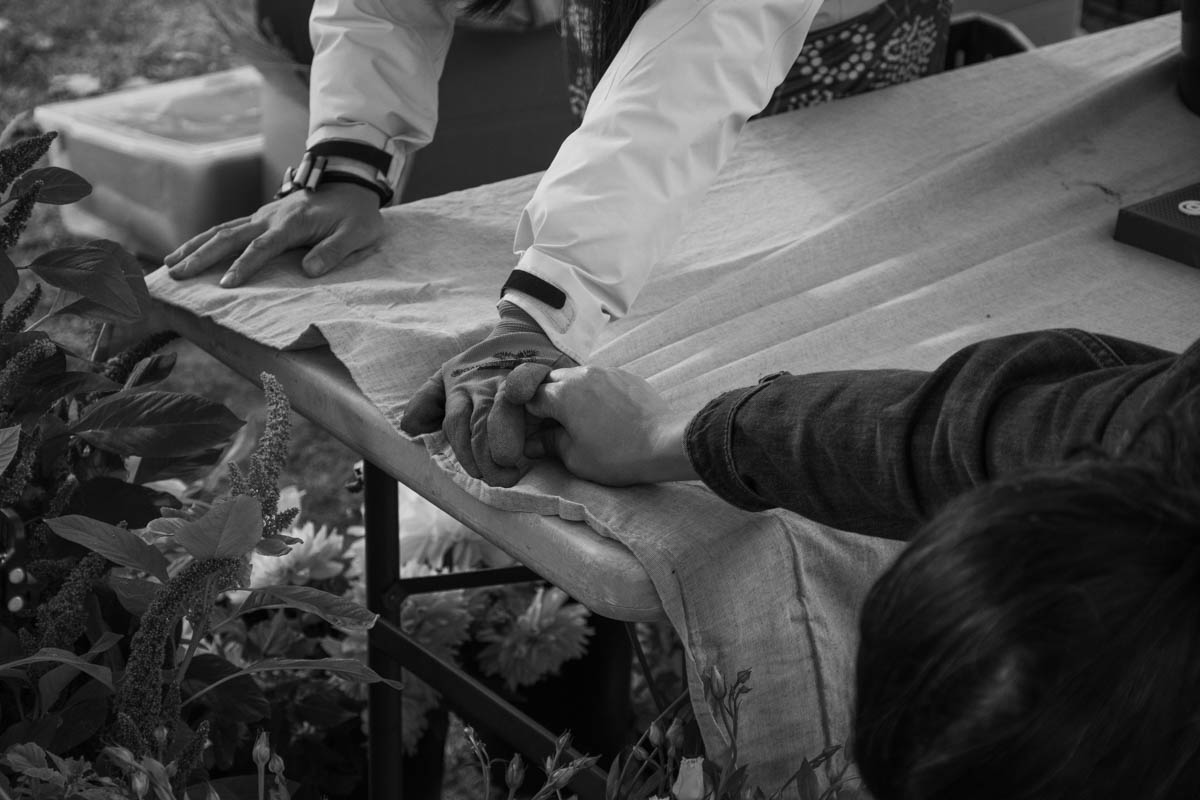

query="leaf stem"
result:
[89,321,112,363]
[258,608,285,657]
[175,575,215,688]
[24,310,53,332]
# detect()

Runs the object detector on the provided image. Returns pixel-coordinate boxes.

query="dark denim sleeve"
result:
[685,329,1187,540]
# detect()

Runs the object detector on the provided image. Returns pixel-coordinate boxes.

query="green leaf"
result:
[49,679,111,753]
[0,716,61,753]
[69,390,244,457]
[10,167,92,205]
[174,495,262,560]
[133,446,225,484]
[180,654,269,723]
[236,585,378,631]
[108,575,160,616]
[29,244,140,320]
[0,425,20,475]
[65,476,180,529]
[45,515,170,582]
[0,250,17,306]
[37,633,119,712]
[0,642,117,691]
[1,742,48,772]
[798,760,820,800]
[52,239,151,323]
[14,370,122,417]
[184,657,403,708]
[124,352,177,389]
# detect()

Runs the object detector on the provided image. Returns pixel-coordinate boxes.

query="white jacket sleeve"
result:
[504,0,821,363]
[307,0,458,184]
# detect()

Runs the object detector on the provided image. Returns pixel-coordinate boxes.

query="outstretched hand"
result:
[400,309,575,488]
[508,364,697,487]
[164,183,383,287]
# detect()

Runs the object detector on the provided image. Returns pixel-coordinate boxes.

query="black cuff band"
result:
[308,141,392,173]
[322,172,393,207]
[501,270,566,310]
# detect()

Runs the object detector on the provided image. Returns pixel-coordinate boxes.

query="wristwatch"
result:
[275,140,400,207]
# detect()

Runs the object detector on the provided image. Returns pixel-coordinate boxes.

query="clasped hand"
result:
[505,363,696,487]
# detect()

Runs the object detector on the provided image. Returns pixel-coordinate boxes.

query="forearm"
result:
[504,0,821,363]
[685,330,1180,539]
[307,0,457,184]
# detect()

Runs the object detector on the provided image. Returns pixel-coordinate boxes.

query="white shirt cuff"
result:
[500,248,612,363]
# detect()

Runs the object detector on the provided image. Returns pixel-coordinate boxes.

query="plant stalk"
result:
[174,574,216,688]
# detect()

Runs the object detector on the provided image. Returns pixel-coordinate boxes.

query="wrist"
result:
[639,411,700,483]
[276,148,394,207]
[493,300,547,336]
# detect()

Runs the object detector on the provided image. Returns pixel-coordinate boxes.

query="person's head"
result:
[854,380,1200,800]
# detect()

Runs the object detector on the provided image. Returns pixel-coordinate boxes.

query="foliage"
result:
[0,130,393,799]
[467,667,865,800]
[348,479,599,754]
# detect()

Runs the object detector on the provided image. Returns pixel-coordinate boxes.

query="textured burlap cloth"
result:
[151,14,1200,788]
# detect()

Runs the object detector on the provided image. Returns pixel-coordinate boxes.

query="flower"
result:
[671,757,710,800]
[475,587,593,692]
[248,522,346,588]
[252,731,271,767]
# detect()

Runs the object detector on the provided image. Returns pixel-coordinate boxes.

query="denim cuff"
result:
[685,382,778,512]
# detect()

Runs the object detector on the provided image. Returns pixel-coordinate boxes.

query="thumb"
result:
[400,374,446,435]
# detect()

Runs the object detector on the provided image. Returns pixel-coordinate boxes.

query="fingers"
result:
[486,394,527,468]
[524,423,565,461]
[403,373,525,486]
[400,375,446,436]
[302,226,358,278]
[470,399,522,487]
[164,216,251,269]
[489,362,554,467]
[168,223,261,285]
[443,389,479,479]
[219,227,296,287]
[501,362,554,405]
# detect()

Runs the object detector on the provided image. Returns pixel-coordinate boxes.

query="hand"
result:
[507,364,697,487]
[400,311,575,488]
[164,183,383,287]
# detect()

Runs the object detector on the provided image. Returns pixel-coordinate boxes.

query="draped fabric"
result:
[150,15,1200,789]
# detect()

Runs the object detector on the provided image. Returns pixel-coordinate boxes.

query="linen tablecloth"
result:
[150,13,1200,788]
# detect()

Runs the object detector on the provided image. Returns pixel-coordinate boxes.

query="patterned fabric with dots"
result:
[561,0,953,120]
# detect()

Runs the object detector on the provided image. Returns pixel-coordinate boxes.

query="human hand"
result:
[507,364,697,487]
[400,312,575,488]
[163,183,383,287]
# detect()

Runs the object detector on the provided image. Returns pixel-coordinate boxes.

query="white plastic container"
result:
[34,68,264,260]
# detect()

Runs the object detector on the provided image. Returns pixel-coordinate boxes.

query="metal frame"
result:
[362,461,609,799]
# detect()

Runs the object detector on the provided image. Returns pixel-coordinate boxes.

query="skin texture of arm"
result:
[510,364,700,486]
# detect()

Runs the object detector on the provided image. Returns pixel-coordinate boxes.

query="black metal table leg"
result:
[365,460,404,799]
[363,460,613,800]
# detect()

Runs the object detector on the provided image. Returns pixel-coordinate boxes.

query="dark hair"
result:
[464,0,652,84]
[854,379,1200,800]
